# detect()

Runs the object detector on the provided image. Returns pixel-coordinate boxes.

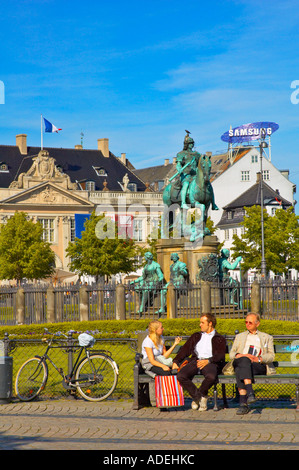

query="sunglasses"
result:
[245,321,255,325]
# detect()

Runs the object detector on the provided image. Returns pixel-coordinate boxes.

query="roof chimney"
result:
[75,144,83,149]
[120,153,126,164]
[98,138,109,158]
[256,172,261,183]
[16,134,27,155]
[164,158,170,166]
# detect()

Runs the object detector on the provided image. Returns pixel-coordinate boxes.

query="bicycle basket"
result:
[78,333,96,347]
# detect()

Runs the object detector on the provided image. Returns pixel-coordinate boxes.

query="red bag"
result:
[155,375,185,408]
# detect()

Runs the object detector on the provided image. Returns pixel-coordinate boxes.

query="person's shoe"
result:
[198,396,208,412]
[247,392,256,404]
[236,404,250,415]
[191,400,199,410]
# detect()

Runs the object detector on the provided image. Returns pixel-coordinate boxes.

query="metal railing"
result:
[0,278,298,325]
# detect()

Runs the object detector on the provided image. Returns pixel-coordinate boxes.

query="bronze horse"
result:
[162,154,215,241]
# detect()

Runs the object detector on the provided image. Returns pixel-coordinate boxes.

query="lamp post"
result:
[259,128,268,279]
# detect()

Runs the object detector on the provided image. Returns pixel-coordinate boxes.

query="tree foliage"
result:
[231,206,299,274]
[66,212,141,278]
[0,212,55,282]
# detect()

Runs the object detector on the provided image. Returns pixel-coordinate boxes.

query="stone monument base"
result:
[156,236,220,284]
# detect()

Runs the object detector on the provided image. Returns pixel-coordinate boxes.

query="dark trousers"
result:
[149,365,172,376]
[177,359,221,400]
[233,357,266,390]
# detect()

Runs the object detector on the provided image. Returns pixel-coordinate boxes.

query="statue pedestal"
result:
[156,236,220,283]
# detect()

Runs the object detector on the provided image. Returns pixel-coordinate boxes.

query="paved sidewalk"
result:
[0,398,298,451]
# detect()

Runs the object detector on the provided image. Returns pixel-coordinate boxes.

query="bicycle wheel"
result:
[75,354,118,402]
[15,356,48,401]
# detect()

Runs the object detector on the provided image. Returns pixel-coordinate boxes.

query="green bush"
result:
[1,317,299,340]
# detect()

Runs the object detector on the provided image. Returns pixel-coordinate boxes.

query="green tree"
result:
[231,206,299,275]
[0,212,55,282]
[66,212,141,278]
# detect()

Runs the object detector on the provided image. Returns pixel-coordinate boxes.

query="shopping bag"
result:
[155,375,185,408]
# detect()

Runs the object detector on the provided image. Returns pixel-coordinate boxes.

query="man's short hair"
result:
[246,312,260,322]
[201,313,216,328]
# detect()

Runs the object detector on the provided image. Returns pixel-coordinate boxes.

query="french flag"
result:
[44,117,62,133]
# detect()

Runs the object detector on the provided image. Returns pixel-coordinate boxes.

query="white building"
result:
[209,146,296,247]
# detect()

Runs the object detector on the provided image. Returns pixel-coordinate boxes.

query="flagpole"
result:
[41,114,43,150]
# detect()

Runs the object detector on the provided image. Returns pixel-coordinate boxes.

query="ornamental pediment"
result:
[0,182,94,207]
[9,149,77,190]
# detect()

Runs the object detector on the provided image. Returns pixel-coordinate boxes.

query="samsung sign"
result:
[221,121,279,144]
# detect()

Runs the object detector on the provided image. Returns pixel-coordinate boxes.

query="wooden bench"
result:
[133,334,299,411]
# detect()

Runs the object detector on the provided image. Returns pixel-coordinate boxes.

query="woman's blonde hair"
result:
[148,320,163,348]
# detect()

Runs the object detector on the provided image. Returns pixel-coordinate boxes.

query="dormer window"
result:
[0,162,8,172]
[93,166,107,176]
[127,182,137,192]
[86,180,95,191]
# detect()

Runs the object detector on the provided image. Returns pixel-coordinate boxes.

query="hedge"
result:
[1,317,299,340]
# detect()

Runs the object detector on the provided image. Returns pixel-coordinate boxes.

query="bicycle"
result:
[15,330,119,402]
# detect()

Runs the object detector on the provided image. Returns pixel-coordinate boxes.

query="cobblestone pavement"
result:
[0,397,298,451]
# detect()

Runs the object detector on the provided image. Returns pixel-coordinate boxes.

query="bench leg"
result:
[296,385,299,411]
[222,384,229,408]
[213,385,219,411]
[132,362,153,410]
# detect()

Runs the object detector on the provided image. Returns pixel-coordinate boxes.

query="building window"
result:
[39,219,55,243]
[262,170,270,180]
[133,218,143,241]
[70,218,76,242]
[0,162,8,172]
[224,229,230,240]
[157,180,164,191]
[232,228,238,237]
[127,182,137,192]
[93,167,107,176]
[251,155,258,163]
[227,211,233,220]
[241,171,250,181]
[86,180,95,191]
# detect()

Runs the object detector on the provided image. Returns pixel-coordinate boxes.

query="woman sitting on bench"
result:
[141,320,182,375]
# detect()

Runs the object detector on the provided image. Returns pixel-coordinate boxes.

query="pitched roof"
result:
[223,179,292,210]
[0,144,147,192]
[132,163,176,190]
[217,177,292,227]
[210,148,251,181]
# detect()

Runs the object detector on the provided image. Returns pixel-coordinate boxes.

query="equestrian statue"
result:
[162,131,219,242]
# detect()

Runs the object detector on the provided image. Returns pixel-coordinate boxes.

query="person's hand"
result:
[161,364,170,371]
[174,336,182,345]
[197,359,209,370]
[172,363,179,370]
[249,355,259,363]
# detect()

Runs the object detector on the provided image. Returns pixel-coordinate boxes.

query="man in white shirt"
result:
[229,312,275,415]
[172,314,226,411]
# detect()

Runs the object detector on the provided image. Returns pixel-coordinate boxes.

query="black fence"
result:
[0,278,298,325]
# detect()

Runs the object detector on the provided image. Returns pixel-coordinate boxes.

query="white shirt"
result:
[242,331,261,356]
[142,336,164,360]
[195,330,215,359]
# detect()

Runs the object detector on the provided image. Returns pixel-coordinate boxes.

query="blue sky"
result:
[1,0,299,206]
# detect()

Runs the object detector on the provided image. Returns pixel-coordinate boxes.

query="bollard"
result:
[116,283,126,320]
[0,336,12,404]
[251,280,261,314]
[79,285,89,321]
[201,281,211,315]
